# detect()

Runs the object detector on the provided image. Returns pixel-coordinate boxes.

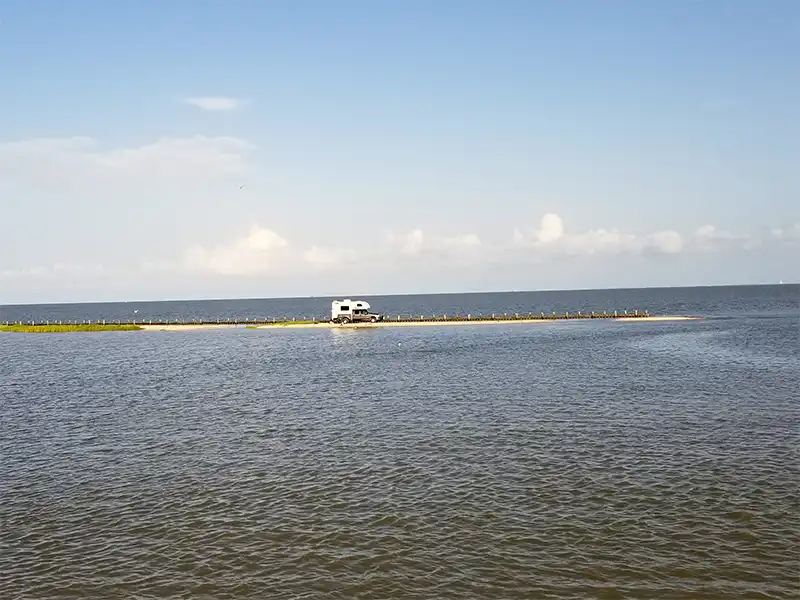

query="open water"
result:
[1,285,798,599]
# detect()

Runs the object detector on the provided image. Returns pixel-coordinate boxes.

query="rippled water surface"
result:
[2,287,799,599]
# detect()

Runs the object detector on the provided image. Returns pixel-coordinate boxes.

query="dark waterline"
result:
[1,286,798,599]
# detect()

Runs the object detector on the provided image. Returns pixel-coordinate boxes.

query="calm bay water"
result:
[1,285,798,599]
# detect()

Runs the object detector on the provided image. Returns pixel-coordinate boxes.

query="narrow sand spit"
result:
[138,324,248,331]
[615,316,699,322]
[281,316,700,328]
[138,316,699,332]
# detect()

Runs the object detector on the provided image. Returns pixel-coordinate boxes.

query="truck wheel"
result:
[370,316,377,323]
[340,317,350,324]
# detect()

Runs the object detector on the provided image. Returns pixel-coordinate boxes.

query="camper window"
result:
[339,305,350,311]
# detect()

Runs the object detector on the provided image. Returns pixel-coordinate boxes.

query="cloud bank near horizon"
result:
[3,210,795,281]
[1,133,797,301]
[183,96,245,111]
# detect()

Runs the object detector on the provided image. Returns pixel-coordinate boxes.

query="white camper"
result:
[330,299,384,324]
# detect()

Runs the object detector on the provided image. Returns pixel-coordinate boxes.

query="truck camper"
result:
[330,299,385,324]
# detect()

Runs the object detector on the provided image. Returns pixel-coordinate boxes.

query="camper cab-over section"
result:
[331,299,384,324]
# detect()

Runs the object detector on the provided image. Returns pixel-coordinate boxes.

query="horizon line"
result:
[1,282,795,308]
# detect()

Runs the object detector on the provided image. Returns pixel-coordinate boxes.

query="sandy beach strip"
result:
[614,316,699,322]
[138,323,249,331]
[136,315,699,331]
[256,319,558,329]
[264,316,701,328]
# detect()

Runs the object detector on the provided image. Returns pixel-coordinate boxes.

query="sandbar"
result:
[136,316,699,332]
[615,316,699,322]
[2,316,700,334]
[260,315,700,328]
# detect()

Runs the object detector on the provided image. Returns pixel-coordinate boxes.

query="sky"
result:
[0,0,798,304]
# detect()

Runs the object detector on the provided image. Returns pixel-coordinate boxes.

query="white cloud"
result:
[692,224,758,251]
[184,97,244,111]
[303,245,359,266]
[1,263,105,280]
[512,213,683,256]
[385,228,425,256]
[183,223,289,276]
[3,209,793,287]
[173,221,369,275]
[648,230,684,254]
[2,212,796,302]
[770,223,800,243]
[436,233,485,263]
[0,135,256,190]
[535,212,565,244]
[383,228,486,266]
[443,233,482,248]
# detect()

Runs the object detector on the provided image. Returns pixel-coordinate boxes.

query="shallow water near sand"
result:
[1,285,798,599]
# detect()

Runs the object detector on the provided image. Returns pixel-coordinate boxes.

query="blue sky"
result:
[1,0,798,303]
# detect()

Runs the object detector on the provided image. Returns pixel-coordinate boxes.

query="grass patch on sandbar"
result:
[0,323,144,333]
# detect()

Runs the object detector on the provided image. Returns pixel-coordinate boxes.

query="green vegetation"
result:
[0,323,143,333]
